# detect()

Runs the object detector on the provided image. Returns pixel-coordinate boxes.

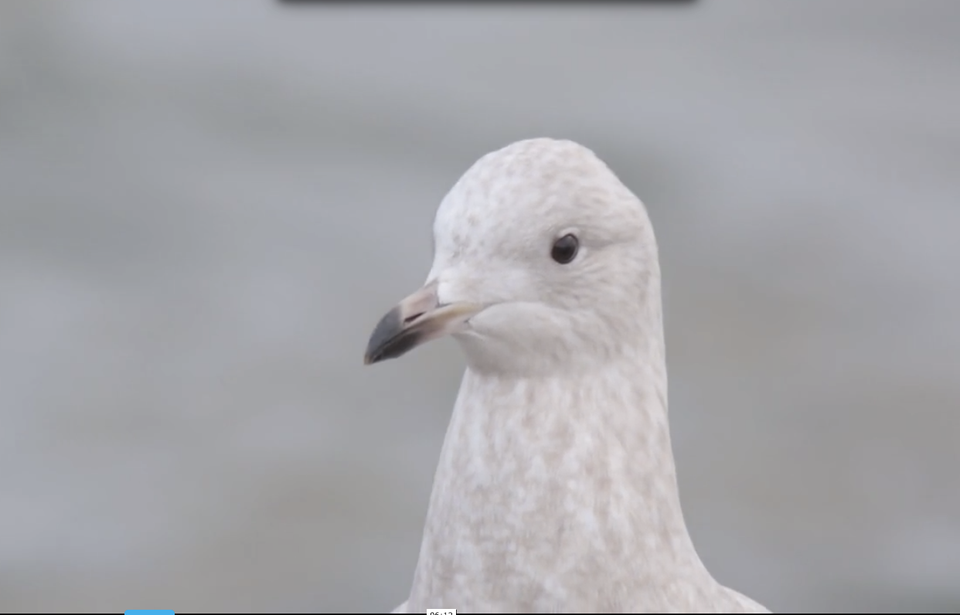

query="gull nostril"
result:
[403,311,426,326]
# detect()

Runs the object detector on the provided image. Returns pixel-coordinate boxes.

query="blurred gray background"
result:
[1,0,958,612]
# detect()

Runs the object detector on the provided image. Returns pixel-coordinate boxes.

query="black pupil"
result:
[551,234,579,264]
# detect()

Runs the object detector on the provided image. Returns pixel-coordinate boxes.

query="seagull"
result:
[363,138,770,613]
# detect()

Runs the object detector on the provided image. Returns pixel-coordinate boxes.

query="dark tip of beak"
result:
[364,306,425,365]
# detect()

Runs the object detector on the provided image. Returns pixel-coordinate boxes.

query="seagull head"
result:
[364,138,661,377]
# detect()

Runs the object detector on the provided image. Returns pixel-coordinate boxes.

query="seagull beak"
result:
[364,281,483,365]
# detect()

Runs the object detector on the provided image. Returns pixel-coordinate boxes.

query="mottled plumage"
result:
[366,138,769,613]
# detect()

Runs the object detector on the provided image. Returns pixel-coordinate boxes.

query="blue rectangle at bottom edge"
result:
[125,610,174,615]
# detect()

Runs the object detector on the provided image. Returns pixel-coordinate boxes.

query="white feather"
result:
[385,138,769,613]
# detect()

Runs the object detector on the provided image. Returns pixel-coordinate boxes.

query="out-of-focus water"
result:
[1,1,958,611]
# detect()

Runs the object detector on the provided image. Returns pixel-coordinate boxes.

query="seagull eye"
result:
[551,234,579,264]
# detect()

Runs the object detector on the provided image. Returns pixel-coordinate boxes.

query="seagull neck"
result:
[411,351,707,605]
